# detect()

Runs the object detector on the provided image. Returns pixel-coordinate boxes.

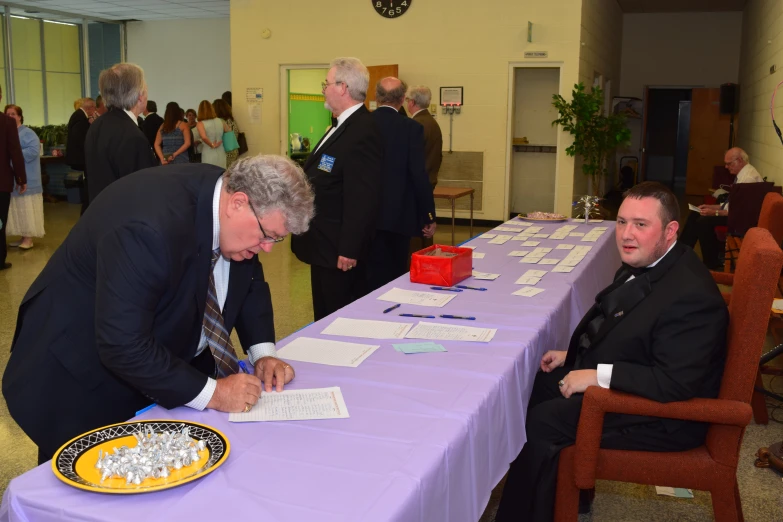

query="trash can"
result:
[64,171,83,204]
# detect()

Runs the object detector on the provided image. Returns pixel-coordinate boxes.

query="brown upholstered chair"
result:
[554,227,783,522]
[725,191,783,271]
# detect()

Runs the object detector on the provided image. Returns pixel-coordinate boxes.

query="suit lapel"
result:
[304,105,366,171]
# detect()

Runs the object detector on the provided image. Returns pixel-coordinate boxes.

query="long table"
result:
[1,219,620,522]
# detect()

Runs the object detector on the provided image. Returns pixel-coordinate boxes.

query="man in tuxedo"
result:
[291,57,383,321]
[367,77,436,291]
[405,85,442,251]
[0,86,27,270]
[85,63,156,203]
[140,100,163,148]
[495,182,728,522]
[3,155,315,462]
[95,95,107,117]
[66,97,96,214]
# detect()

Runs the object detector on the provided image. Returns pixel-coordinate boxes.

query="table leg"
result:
[470,193,474,238]
[451,198,456,246]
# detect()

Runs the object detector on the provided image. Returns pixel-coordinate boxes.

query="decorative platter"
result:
[52,420,230,494]
[517,213,569,223]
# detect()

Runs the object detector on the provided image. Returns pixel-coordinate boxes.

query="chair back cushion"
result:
[757,192,783,248]
[727,182,777,236]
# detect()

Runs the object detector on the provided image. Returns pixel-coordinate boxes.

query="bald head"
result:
[376,77,407,109]
[724,147,749,175]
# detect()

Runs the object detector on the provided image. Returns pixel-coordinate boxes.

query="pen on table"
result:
[430,286,463,292]
[400,313,437,318]
[382,303,401,314]
[440,314,476,320]
[455,285,487,291]
[238,359,253,374]
[135,403,156,416]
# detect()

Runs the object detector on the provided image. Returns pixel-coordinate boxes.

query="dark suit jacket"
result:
[565,242,727,429]
[85,107,155,203]
[412,110,443,187]
[371,106,435,237]
[65,109,90,171]
[141,112,164,147]
[0,113,26,193]
[291,104,383,267]
[2,165,276,455]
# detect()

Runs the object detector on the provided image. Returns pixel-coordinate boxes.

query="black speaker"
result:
[720,83,739,115]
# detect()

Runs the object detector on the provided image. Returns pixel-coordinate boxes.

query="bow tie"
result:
[622,263,651,277]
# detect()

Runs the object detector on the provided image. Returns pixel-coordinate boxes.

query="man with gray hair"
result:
[292,57,383,320]
[84,63,155,205]
[4,155,315,463]
[367,77,436,291]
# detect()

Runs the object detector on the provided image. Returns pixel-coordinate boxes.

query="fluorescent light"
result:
[44,20,78,26]
[10,15,31,20]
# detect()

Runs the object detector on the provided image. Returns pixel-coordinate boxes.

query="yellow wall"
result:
[290,69,328,95]
[737,0,783,185]
[230,0,584,219]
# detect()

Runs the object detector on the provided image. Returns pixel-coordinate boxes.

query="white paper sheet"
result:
[588,219,604,223]
[472,271,500,280]
[488,235,513,245]
[523,270,548,277]
[515,276,541,285]
[556,244,575,250]
[551,266,574,273]
[519,258,540,264]
[473,252,486,259]
[479,233,497,239]
[377,288,457,308]
[533,234,550,238]
[539,259,560,265]
[406,322,497,343]
[569,232,585,237]
[229,387,350,422]
[277,337,380,367]
[508,250,530,257]
[321,318,412,339]
[521,241,540,247]
[513,287,546,297]
[504,219,531,227]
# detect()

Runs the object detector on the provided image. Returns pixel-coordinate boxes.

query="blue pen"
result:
[383,303,401,313]
[430,286,463,292]
[440,314,476,320]
[238,360,252,374]
[400,313,436,318]
[135,403,156,416]
[455,285,487,291]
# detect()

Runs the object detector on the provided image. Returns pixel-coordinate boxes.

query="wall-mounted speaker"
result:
[720,83,739,115]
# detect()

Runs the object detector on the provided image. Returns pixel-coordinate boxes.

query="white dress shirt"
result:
[314,102,364,153]
[722,164,763,211]
[411,108,426,118]
[185,176,278,410]
[595,240,677,389]
[124,109,138,125]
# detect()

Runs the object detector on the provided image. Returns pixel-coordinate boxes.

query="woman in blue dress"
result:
[154,102,191,165]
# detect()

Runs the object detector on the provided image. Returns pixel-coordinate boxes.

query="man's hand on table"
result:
[540,350,566,372]
[558,370,598,399]
[207,373,262,412]
[253,356,295,392]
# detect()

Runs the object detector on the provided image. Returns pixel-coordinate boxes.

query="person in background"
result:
[0,87,27,270]
[66,97,95,215]
[155,102,192,165]
[222,91,232,107]
[186,108,198,129]
[73,99,82,111]
[213,99,240,168]
[185,109,201,163]
[196,100,228,169]
[4,105,43,250]
[140,101,163,150]
[95,95,107,117]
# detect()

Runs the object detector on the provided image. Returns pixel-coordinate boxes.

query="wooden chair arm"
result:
[711,271,735,286]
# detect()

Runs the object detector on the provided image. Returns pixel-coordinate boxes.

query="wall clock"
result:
[372,0,411,18]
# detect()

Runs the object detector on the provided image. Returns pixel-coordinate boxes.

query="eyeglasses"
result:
[321,80,345,92]
[247,200,285,244]
[724,158,740,166]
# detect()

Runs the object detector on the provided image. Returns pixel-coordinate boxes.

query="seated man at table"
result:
[495,182,727,522]
[2,155,315,463]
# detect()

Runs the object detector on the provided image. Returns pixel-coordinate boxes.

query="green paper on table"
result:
[393,342,447,354]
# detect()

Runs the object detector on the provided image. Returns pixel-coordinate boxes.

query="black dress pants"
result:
[310,263,368,321]
[0,191,9,264]
[679,212,727,269]
[495,367,707,522]
[367,230,411,293]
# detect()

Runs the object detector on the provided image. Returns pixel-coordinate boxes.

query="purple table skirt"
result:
[1,219,620,522]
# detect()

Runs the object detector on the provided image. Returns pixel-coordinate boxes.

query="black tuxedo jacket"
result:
[2,165,276,456]
[85,107,155,202]
[291,104,383,267]
[412,110,443,187]
[565,242,727,412]
[141,112,164,147]
[65,109,90,171]
[371,107,435,237]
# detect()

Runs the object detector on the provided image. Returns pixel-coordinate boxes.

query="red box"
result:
[410,244,473,287]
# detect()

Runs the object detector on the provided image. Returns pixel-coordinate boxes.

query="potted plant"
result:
[29,124,68,155]
[552,83,631,195]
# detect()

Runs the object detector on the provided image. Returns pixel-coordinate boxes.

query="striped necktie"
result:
[202,248,240,377]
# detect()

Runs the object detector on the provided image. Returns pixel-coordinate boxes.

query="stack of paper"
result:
[503,219,531,227]
[392,342,446,354]
[538,259,560,265]
[550,225,579,240]
[479,233,497,239]
[322,318,413,339]
[513,287,546,297]
[229,387,350,422]
[277,337,379,367]
[406,322,497,343]
[473,252,486,259]
[582,227,608,242]
[555,244,575,250]
[488,235,513,245]
[493,226,524,232]
[556,245,592,269]
[377,288,457,307]
[472,271,500,280]
[508,250,530,257]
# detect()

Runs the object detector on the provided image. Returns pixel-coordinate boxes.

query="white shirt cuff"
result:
[184,377,217,410]
[596,364,613,389]
[248,342,277,365]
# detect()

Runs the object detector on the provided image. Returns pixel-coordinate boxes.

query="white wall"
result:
[737,0,783,186]
[620,12,743,99]
[126,18,231,113]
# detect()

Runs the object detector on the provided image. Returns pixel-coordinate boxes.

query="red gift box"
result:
[410,244,473,287]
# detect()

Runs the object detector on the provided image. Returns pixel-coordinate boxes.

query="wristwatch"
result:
[715,211,719,217]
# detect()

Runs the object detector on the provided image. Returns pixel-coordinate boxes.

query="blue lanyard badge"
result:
[318,154,336,173]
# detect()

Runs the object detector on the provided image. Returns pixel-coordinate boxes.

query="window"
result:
[44,21,82,125]
[11,16,44,126]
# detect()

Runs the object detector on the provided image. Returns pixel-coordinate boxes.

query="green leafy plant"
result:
[552,83,631,192]
[28,124,68,147]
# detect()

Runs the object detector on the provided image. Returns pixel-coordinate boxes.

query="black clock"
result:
[372,0,411,18]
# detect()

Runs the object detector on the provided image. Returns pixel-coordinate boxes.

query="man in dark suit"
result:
[66,97,95,215]
[85,63,156,203]
[291,57,383,321]
[0,86,27,270]
[367,77,436,291]
[495,182,728,522]
[405,86,442,251]
[140,100,163,148]
[3,155,315,462]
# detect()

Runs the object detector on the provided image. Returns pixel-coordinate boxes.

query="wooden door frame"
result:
[279,63,330,156]
[504,61,564,219]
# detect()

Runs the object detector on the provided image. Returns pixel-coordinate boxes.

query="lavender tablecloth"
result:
[1,219,620,522]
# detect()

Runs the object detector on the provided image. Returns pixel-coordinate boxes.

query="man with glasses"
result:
[680,147,763,268]
[292,57,383,321]
[3,155,315,464]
